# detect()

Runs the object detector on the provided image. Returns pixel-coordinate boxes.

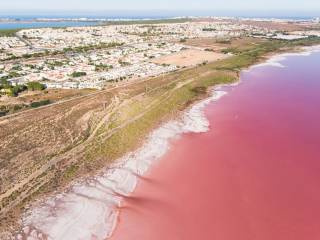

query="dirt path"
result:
[0,71,199,217]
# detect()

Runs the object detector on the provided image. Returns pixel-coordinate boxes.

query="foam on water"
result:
[17,89,228,240]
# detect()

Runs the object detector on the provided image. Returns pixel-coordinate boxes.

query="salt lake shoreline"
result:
[15,45,320,240]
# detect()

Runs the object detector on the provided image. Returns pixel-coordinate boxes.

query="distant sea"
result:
[0,13,181,30]
[0,12,316,30]
[0,15,171,30]
[0,21,102,30]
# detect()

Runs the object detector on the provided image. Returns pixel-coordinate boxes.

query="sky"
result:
[0,0,320,17]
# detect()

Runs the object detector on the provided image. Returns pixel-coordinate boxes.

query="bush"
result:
[216,39,231,44]
[5,84,27,97]
[27,81,46,91]
[71,72,87,78]
[191,86,207,95]
[7,89,17,97]
[30,99,51,108]
[94,64,113,72]
[0,79,11,89]
[13,85,27,95]
[202,28,216,32]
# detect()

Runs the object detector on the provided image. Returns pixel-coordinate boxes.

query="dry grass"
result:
[0,54,236,233]
[1,36,320,237]
[184,37,267,52]
[0,88,96,115]
[152,49,229,66]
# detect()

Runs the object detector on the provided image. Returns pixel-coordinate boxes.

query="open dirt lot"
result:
[152,49,229,67]
[184,37,267,52]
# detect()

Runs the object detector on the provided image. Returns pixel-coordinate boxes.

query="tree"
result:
[0,79,11,89]
[71,72,87,78]
[27,82,46,91]
[7,85,26,97]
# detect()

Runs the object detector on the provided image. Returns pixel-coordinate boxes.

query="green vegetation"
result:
[202,28,216,31]
[0,79,26,97]
[0,80,48,116]
[83,36,320,167]
[103,18,191,26]
[0,80,46,99]
[0,29,19,37]
[2,36,320,229]
[30,99,51,108]
[86,71,237,165]
[71,72,87,78]
[0,103,28,117]
[7,85,27,97]
[94,64,113,72]
[1,42,124,62]
[0,71,22,81]
[118,60,131,66]
[63,164,80,180]
[0,78,11,88]
[218,36,320,71]
[0,99,50,118]
[10,65,22,71]
[27,81,46,91]
[63,42,124,53]
[216,39,231,44]
[47,61,65,68]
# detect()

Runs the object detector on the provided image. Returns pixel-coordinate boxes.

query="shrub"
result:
[27,81,46,91]
[30,99,51,108]
[71,72,87,78]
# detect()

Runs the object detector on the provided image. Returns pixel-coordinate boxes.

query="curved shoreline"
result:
[15,45,320,240]
[18,88,229,240]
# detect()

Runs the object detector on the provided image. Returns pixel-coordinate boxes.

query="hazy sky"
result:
[1,0,320,14]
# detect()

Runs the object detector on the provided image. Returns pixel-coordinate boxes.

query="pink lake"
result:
[111,50,320,240]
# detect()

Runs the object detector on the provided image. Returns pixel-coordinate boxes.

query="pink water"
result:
[111,51,320,240]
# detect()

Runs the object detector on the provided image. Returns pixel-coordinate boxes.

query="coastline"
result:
[0,21,100,30]
[249,45,320,70]
[109,43,320,240]
[12,44,320,239]
[17,86,230,240]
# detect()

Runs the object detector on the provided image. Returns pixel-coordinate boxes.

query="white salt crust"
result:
[18,89,228,240]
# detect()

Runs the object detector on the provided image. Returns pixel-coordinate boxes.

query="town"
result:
[1,17,319,96]
[1,9,320,239]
